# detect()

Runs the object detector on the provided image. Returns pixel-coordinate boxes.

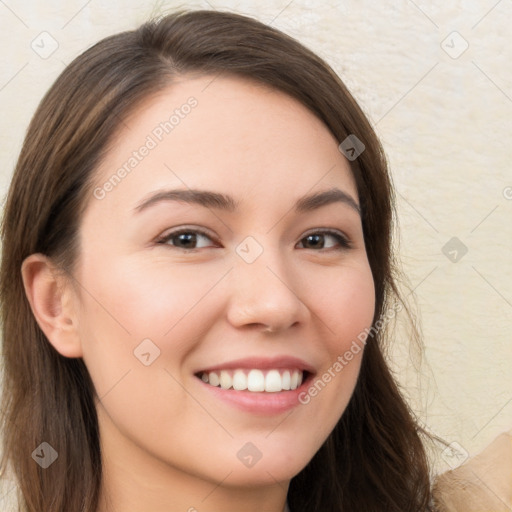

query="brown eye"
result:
[158,229,216,250]
[297,230,351,250]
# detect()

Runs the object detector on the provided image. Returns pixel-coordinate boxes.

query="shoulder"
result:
[432,429,512,511]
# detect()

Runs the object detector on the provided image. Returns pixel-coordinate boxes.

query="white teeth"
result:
[282,370,291,390]
[219,371,232,389]
[290,371,299,390]
[200,368,305,392]
[265,370,282,392]
[209,371,220,387]
[232,370,248,390]
[247,369,265,392]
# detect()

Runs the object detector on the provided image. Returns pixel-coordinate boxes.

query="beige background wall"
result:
[1,0,511,501]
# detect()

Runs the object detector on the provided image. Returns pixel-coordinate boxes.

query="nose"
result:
[225,245,309,333]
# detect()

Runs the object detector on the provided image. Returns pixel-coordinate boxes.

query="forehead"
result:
[87,74,357,219]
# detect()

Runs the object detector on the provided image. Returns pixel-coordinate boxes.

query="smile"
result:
[199,368,304,392]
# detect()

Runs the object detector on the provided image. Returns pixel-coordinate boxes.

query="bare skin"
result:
[22,75,375,512]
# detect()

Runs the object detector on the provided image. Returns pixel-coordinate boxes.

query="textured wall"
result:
[1,0,511,506]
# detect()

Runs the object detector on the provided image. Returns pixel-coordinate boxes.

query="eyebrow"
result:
[133,187,360,216]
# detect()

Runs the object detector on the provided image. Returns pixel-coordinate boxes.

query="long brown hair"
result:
[1,10,434,511]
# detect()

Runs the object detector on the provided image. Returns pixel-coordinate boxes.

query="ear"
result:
[21,253,83,358]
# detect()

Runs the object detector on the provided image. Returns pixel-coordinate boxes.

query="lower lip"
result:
[197,376,312,415]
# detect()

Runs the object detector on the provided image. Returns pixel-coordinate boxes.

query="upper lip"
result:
[196,356,316,375]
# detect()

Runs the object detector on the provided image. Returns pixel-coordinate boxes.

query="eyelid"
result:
[156,225,352,251]
[298,228,352,250]
[156,226,219,247]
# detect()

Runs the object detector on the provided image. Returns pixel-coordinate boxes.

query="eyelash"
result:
[156,227,352,251]
[298,229,352,251]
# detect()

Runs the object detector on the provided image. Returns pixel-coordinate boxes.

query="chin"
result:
[223,464,307,489]
[218,444,315,487]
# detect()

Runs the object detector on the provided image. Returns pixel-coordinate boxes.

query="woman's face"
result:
[74,75,375,489]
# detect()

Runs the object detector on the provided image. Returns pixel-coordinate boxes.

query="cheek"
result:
[297,260,375,422]
[75,257,217,442]
[75,256,229,377]
[78,254,223,332]
[310,260,376,351]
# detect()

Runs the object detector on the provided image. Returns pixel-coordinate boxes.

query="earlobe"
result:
[21,253,83,358]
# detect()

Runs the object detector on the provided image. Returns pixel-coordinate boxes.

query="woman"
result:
[0,10,434,511]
